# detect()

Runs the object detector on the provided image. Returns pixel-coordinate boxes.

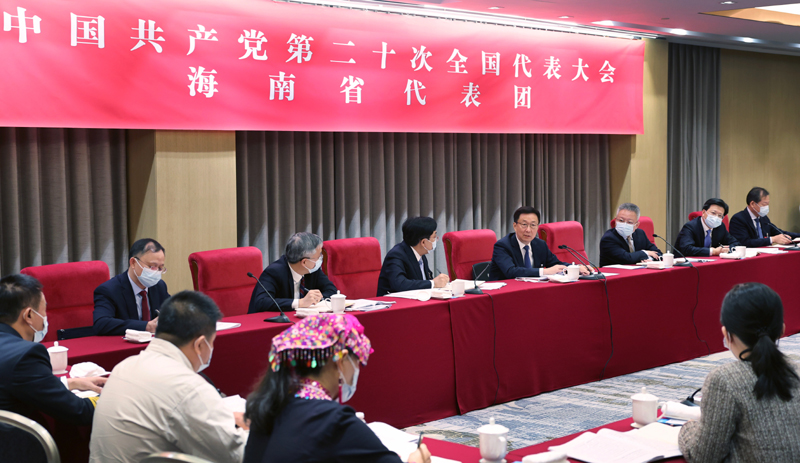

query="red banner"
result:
[0,0,644,133]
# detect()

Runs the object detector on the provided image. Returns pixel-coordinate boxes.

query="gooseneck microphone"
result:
[465,261,491,295]
[768,223,800,251]
[557,245,604,280]
[652,234,693,267]
[247,272,292,324]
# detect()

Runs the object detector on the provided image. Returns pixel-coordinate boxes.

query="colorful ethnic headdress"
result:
[268,313,373,372]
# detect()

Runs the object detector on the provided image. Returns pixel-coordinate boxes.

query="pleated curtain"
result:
[236,131,611,271]
[0,128,129,276]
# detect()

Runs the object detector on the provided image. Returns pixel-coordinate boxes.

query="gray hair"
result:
[285,232,323,263]
[617,203,640,219]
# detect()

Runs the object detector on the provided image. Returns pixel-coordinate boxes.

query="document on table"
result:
[216,321,242,331]
[754,247,788,254]
[348,299,395,311]
[385,290,432,301]
[602,265,644,270]
[549,423,681,463]
[367,422,462,463]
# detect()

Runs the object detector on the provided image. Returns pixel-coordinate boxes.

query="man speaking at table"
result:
[248,232,338,313]
[599,203,661,266]
[377,216,449,296]
[729,186,800,247]
[676,198,739,256]
[89,291,247,463]
[488,206,569,280]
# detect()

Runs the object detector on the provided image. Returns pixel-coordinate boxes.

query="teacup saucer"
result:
[630,422,644,428]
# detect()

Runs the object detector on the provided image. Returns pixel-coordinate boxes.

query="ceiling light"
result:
[670,28,688,35]
[488,6,503,9]
[558,15,572,19]
[593,20,614,26]
[742,37,755,43]
[720,1,736,4]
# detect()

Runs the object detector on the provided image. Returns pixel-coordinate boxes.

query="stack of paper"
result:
[384,290,432,301]
[548,423,681,463]
[367,422,462,463]
[216,321,241,331]
[348,299,394,311]
[124,329,152,342]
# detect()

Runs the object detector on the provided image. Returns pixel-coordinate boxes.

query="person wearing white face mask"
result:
[377,216,449,296]
[599,203,662,267]
[93,238,171,336]
[730,186,800,248]
[90,291,247,463]
[676,198,740,257]
[243,313,431,463]
[0,274,105,433]
[248,232,339,313]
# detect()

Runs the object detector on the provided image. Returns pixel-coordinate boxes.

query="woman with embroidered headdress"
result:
[244,313,431,463]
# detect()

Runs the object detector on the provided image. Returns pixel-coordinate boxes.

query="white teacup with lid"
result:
[47,341,69,375]
[330,291,346,313]
[631,387,659,428]
[565,263,580,281]
[662,251,674,268]
[478,417,508,463]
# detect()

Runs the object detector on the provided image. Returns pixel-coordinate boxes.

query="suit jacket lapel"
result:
[280,256,294,296]
[119,273,139,320]
[510,234,525,267]
[402,243,423,279]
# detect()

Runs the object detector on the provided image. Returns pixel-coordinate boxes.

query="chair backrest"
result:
[537,221,587,263]
[0,410,60,463]
[188,247,264,317]
[140,452,213,463]
[441,229,498,280]
[321,237,382,299]
[472,261,491,281]
[688,210,729,228]
[610,216,656,244]
[20,261,110,342]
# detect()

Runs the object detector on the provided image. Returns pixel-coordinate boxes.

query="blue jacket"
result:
[599,228,661,267]
[376,242,433,296]
[248,255,338,313]
[487,233,564,280]
[93,272,170,336]
[675,217,740,257]
[0,323,95,425]
[729,208,800,248]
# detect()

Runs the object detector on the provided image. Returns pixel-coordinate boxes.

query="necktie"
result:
[299,277,307,297]
[523,245,532,268]
[627,236,635,253]
[755,218,763,238]
[704,229,712,248]
[140,289,150,321]
[419,259,426,279]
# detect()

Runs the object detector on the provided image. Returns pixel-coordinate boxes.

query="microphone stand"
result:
[465,261,491,295]
[768,223,800,251]
[247,272,292,324]
[557,245,605,280]
[652,234,694,267]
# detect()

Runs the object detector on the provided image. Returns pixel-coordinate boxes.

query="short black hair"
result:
[402,217,438,247]
[129,238,166,260]
[156,291,222,346]
[513,206,541,224]
[0,274,43,324]
[703,198,729,216]
[746,187,769,206]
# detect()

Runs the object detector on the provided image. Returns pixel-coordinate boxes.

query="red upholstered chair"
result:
[321,237,382,300]
[441,229,497,280]
[20,261,110,342]
[609,215,656,244]
[188,247,264,317]
[688,211,729,229]
[537,221,587,263]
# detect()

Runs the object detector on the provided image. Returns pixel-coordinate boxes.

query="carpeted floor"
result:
[403,332,800,451]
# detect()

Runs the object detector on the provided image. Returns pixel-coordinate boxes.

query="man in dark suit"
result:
[0,274,105,426]
[488,206,575,280]
[729,186,800,248]
[599,203,662,267]
[376,217,449,296]
[248,232,338,313]
[676,198,740,256]
[93,239,170,336]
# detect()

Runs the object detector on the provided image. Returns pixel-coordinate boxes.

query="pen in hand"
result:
[417,431,423,448]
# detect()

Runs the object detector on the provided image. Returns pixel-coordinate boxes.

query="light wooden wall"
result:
[609,38,669,239]
[128,131,237,292]
[720,50,800,233]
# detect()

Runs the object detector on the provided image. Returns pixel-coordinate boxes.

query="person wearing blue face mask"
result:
[248,232,338,313]
[93,238,171,336]
[0,274,105,436]
[599,203,662,267]
[90,291,247,463]
[676,198,740,257]
[729,187,800,248]
[377,216,449,296]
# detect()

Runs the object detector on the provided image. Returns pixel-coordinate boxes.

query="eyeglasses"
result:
[136,258,167,274]
[616,218,637,225]
[515,222,538,230]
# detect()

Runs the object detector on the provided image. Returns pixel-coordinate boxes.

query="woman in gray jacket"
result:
[679,282,800,462]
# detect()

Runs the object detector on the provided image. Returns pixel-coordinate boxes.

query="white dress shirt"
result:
[127,272,150,320]
[89,338,246,463]
[411,247,435,289]
[290,265,303,309]
[518,238,535,268]
[747,207,771,243]
[701,216,713,257]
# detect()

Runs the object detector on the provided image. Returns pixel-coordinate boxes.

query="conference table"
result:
[43,249,800,462]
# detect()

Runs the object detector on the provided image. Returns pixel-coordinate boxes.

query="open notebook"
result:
[547,422,681,463]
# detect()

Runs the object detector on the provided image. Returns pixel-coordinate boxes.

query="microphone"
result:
[557,245,604,280]
[652,234,693,267]
[465,261,491,295]
[768,223,800,251]
[247,272,292,324]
